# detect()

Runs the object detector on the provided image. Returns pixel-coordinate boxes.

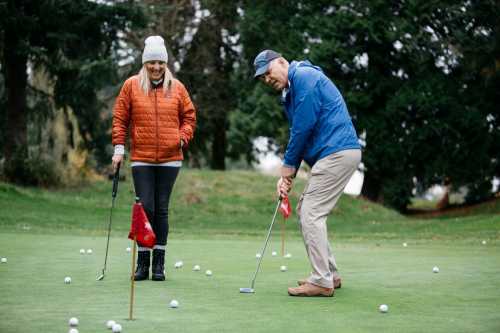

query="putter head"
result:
[239,287,255,294]
[96,271,105,281]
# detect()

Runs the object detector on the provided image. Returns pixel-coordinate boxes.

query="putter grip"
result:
[112,162,120,198]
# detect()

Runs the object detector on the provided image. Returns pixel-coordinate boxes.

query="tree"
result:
[234,0,499,211]
[179,0,240,170]
[0,0,144,185]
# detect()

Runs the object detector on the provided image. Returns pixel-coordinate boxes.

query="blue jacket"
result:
[283,60,360,169]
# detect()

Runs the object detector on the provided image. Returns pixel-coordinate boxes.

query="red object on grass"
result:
[128,201,156,248]
[279,196,292,219]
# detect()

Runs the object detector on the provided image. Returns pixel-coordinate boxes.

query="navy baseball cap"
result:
[253,49,281,78]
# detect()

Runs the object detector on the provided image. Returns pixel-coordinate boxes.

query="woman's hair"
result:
[138,64,174,96]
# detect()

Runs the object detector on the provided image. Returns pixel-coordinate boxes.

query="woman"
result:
[111,35,196,281]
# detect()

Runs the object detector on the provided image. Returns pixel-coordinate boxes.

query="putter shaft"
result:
[97,163,120,281]
[249,198,282,290]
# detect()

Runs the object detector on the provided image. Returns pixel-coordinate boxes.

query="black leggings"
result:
[132,166,180,246]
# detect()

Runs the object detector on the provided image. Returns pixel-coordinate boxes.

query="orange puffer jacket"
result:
[112,76,196,163]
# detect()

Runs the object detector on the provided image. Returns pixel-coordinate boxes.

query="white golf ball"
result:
[482,240,487,245]
[169,299,179,308]
[1,257,7,263]
[271,251,277,257]
[68,317,79,327]
[126,247,131,252]
[86,249,93,255]
[280,265,287,272]
[79,249,85,254]
[433,266,440,273]
[284,253,292,258]
[255,253,261,258]
[64,276,72,284]
[111,323,122,333]
[106,320,116,329]
[205,270,212,276]
[68,328,79,333]
[403,242,408,247]
[193,265,200,271]
[174,261,183,268]
[379,304,389,313]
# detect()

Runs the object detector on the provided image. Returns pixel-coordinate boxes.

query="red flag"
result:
[279,196,292,219]
[128,202,156,248]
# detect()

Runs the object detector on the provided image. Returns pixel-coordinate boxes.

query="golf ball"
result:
[1,257,7,263]
[205,270,212,276]
[255,253,261,258]
[68,317,79,327]
[271,251,277,256]
[193,265,201,271]
[86,249,93,255]
[284,253,292,258]
[280,265,287,272]
[482,240,487,245]
[64,276,72,284]
[68,328,79,333]
[379,304,389,313]
[433,266,440,273]
[169,299,179,308]
[79,248,85,254]
[126,247,131,252]
[403,242,408,247]
[111,323,122,333]
[106,320,116,329]
[174,261,183,268]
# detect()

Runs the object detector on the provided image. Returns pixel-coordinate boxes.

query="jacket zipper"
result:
[154,88,159,162]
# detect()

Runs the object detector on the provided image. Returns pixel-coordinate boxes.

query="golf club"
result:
[96,162,121,281]
[240,197,282,294]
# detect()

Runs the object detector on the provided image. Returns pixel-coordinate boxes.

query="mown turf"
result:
[0,233,499,333]
[0,169,499,240]
[0,169,499,332]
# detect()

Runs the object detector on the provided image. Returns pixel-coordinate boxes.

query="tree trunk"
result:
[210,115,226,170]
[361,172,383,203]
[2,28,29,183]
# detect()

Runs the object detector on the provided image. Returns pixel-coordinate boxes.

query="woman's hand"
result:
[112,154,123,173]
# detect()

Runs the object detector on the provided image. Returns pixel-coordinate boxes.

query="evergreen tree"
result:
[234,0,499,211]
[0,0,144,185]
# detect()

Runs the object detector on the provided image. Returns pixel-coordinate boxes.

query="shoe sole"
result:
[297,280,342,289]
[151,276,165,281]
[288,291,334,297]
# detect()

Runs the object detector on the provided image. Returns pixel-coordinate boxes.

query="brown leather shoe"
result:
[297,277,342,289]
[288,283,334,297]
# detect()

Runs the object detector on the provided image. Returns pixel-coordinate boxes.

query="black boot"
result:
[134,250,150,281]
[152,249,166,281]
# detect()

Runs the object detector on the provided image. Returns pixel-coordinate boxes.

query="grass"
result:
[1,169,498,240]
[0,169,499,332]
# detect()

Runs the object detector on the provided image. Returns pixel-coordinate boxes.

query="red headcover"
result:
[279,196,292,219]
[128,202,156,248]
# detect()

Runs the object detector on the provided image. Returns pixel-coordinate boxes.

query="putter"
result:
[97,162,121,281]
[240,197,282,294]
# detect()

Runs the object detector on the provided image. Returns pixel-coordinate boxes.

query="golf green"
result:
[1,233,499,332]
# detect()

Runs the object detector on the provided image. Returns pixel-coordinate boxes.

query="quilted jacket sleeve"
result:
[112,78,132,146]
[178,81,197,145]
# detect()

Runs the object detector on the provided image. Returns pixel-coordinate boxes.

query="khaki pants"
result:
[297,149,361,288]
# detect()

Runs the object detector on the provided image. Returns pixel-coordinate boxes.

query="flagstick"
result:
[129,236,137,321]
[281,218,285,257]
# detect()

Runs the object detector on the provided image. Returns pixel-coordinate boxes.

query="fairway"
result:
[1,233,499,333]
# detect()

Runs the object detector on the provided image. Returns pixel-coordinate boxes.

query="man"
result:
[253,50,361,297]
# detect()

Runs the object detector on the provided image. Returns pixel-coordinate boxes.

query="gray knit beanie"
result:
[142,36,168,64]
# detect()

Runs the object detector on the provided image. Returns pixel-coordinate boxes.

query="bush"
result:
[3,154,60,187]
